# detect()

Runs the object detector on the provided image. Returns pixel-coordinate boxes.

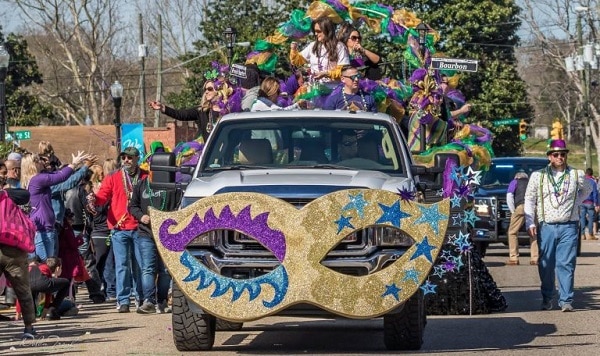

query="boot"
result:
[586,232,598,240]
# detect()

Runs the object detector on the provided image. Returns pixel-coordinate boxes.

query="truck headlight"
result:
[374,227,414,247]
[189,231,216,246]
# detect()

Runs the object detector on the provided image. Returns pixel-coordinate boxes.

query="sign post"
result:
[432,58,478,72]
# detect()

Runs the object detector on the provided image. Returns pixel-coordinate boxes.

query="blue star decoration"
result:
[410,236,437,263]
[414,204,448,235]
[382,283,402,301]
[335,215,354,234]
[420,280,437,295]
[376,200,410,227]
[403,269,421,284]
[451,213,463,226]
[462,209,481,228]
[432,265,446,278]
[342,192,368,218]
[450,194,462,208]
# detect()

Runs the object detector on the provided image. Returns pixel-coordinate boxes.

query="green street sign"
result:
[14,130,32,140]
[493,118,520,127]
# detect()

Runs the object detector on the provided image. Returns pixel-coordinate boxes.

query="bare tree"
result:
[519,0,600,168]
[13,0,137,125]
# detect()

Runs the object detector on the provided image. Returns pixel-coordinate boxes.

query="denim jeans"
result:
[32,229,58,262]
[579,203,595,236]
[111,229,137,306]
[134,235,158,304]
[538,221,578,307]
[156,256,172,304]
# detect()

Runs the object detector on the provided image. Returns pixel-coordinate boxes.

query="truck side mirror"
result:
[149,152,193,190]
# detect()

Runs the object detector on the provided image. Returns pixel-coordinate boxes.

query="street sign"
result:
[432,58,478,72]
[492,118,520,127]
[14,130,31,140]
[230,64,247,79]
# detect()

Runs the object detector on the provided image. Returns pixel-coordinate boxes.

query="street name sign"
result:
[14,130,32,140]
[432,58,478,72]
[493,118,520,127]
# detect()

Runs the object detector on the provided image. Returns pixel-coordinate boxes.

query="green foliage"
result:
[168,0,309,107]
[166,1,531,157]
[0,31,56,127]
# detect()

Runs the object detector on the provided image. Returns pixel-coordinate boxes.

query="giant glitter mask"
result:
[150,189,449,321]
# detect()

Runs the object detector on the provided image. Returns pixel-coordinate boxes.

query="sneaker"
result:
[505,260,519,266]
[22,327,37,338]
[118,304,130,313]
[561,303,574,312]
[90,295,106,304]
[541,299,553,310]
[156,301,172,314]
[136,301,156,314]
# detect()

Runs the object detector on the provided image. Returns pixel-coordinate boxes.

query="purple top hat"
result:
[546,139,569,155]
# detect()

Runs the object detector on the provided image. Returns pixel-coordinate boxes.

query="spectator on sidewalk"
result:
[506,171,538,265]
[579,168,599,241]
[87,147,148,313]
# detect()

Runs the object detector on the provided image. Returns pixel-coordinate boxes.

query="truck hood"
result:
[185,169,415,199]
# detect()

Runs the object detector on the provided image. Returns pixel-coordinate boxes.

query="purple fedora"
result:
[546,139,569,155]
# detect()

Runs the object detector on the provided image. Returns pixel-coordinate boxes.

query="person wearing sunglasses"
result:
[337,23,382,81]
[148,78,222,142]
[524,139,594,312]
[289,16,349,86]
[323,65,376,112]
[87,146,150,313]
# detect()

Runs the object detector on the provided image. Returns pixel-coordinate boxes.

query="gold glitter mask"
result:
[150,189,449,321]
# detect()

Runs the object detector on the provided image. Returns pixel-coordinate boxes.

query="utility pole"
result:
[577,7,592,168]
[155,15,162,128]
[139,13,147,124]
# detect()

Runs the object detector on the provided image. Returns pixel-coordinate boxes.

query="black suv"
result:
[472,157,549,256]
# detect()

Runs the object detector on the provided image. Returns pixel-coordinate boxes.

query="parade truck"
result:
[149,110,459,352]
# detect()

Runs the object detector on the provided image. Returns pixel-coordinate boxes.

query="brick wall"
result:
[14,120,197,162]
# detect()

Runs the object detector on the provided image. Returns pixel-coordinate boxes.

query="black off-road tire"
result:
[383,290,425,350]
[216,318,244,331]
[171,282,216,351]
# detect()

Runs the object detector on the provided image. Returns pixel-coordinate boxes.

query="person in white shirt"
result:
[250,77,304,112]
[290,17,349,86]
[524,139,593,312]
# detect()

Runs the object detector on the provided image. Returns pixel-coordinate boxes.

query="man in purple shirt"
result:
[323,65,377,112]
[579,168,599,241]
[506,170,538,265]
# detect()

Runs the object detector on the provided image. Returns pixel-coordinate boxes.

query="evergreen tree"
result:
[0,30,55,128]
[388,0,531,156]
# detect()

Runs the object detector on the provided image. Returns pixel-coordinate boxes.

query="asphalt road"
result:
[1,241,599,355]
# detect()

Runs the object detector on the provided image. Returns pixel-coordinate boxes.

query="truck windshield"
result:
[481,161,548,187]
[201,118,404,174]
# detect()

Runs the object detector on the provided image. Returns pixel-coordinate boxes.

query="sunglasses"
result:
[551,152,567,158]
[120,154,135,161]
[205,87,215,92]
[350,35,362,41]
[343,74,361,81]
[313,29,322,34]
[342,140,358,147]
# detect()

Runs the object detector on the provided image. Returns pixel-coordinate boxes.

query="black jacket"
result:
[163,106,219,142]
[128,177,181,238]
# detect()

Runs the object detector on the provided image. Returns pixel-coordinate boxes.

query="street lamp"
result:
[415,22,429,152]
[0,43,10,143]
[223,27,237,69]
[110,80,124,152]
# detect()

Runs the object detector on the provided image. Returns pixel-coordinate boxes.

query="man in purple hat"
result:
[524,139,593,312]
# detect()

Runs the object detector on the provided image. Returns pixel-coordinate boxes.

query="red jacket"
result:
[93,168,148,231]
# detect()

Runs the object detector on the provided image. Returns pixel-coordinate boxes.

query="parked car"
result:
[472,157,550,257]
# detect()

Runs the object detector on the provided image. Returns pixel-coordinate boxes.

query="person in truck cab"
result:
[506,171,538,266]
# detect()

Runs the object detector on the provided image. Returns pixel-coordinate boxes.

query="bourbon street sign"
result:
[432,58,478,73]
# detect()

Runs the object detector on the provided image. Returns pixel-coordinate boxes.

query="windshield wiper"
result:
[205,165,270,171]
[298,164,353,169]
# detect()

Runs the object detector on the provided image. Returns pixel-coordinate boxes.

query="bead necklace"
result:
[121,168,139,202]
[545,166,571,208]
[146,179,167,211]
[342,90,368,111]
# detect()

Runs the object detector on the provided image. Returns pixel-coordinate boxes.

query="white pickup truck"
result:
[149,110,456,352]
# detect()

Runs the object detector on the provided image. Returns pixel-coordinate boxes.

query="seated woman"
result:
[250,77,305,111]
[337,23,382,81]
